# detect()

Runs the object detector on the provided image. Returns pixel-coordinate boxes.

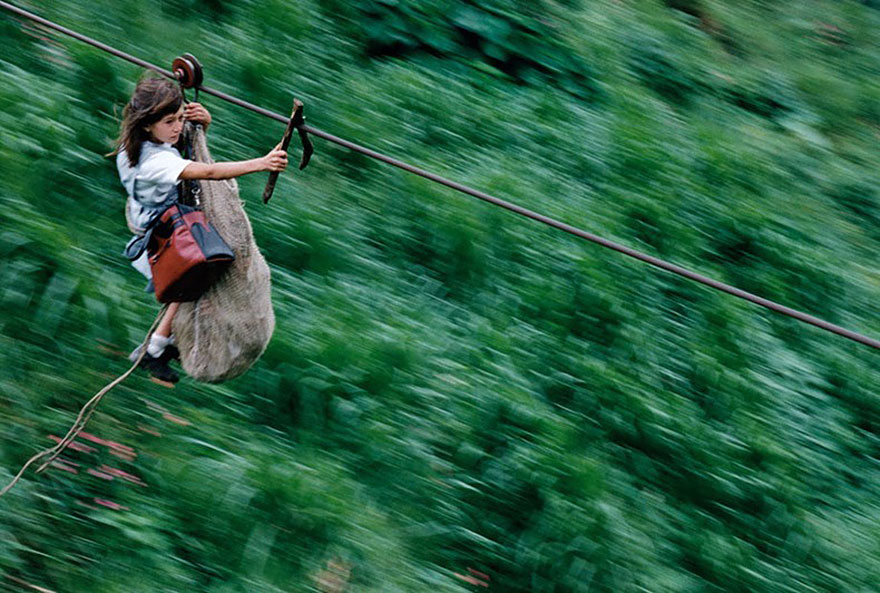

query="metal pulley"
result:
[172,53,203,89]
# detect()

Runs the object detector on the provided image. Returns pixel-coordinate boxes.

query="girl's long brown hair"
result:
[112,77,183,167]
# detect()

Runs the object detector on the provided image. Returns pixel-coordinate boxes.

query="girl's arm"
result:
[179,146,287,180]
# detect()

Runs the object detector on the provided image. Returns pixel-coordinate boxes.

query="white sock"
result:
[147,333,171,358]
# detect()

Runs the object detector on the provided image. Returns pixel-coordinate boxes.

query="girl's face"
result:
[146,105,184,144]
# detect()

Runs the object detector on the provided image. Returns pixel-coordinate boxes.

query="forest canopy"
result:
[1,1,878,592]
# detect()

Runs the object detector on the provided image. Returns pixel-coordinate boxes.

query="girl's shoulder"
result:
[136,143,192,187]
[141,141,183,161]
[116,147,133,176]
[130,142,187,174]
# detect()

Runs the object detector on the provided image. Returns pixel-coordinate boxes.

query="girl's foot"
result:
[162,344,180,362]
[130,345,179,383]
[139,352,179,383]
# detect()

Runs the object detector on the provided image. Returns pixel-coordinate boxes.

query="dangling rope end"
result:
[0,305,169,497]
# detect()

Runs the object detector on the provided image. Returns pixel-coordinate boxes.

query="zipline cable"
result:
[1,1,878,351]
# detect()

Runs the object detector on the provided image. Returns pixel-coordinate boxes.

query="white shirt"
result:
[117,141,192,233]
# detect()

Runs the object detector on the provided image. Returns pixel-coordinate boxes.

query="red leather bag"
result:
[147,204,235,302]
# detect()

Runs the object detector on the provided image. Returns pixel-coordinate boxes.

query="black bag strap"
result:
[177,122,202,207]
[123,202,186,261]
[123,228,153,261]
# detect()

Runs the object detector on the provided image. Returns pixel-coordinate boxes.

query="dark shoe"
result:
[161,344,180,362]
[138,351,179,383]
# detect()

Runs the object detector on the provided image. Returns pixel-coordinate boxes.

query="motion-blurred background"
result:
[1,1,878,591]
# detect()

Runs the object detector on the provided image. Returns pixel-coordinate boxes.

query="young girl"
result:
[115,77,288,382]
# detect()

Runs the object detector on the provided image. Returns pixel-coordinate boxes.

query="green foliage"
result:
[629,36,701,106]
[318,0,601,100]
[1,1,879,592]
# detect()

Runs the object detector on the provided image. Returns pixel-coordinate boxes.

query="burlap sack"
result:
[171,125,275,382]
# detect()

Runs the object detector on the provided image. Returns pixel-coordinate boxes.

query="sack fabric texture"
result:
[172,124,275,382]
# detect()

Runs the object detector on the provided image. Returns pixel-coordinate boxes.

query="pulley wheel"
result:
[172,53,203,88]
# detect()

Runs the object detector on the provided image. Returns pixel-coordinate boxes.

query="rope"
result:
[0,305,168,498]
[1,1,877,351]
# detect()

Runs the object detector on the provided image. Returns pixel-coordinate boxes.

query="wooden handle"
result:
[262,99,302,204]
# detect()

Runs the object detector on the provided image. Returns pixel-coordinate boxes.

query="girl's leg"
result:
[155,302,180,339]
[146,302,180,359]
[128,258,180,381]
[141,302,181,383]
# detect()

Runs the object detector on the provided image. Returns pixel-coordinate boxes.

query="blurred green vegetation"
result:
[1,1,878,592]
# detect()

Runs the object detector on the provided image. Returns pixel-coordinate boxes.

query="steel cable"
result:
[1,0,877,350]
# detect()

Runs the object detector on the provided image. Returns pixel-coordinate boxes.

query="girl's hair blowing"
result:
[113,77,183,166]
